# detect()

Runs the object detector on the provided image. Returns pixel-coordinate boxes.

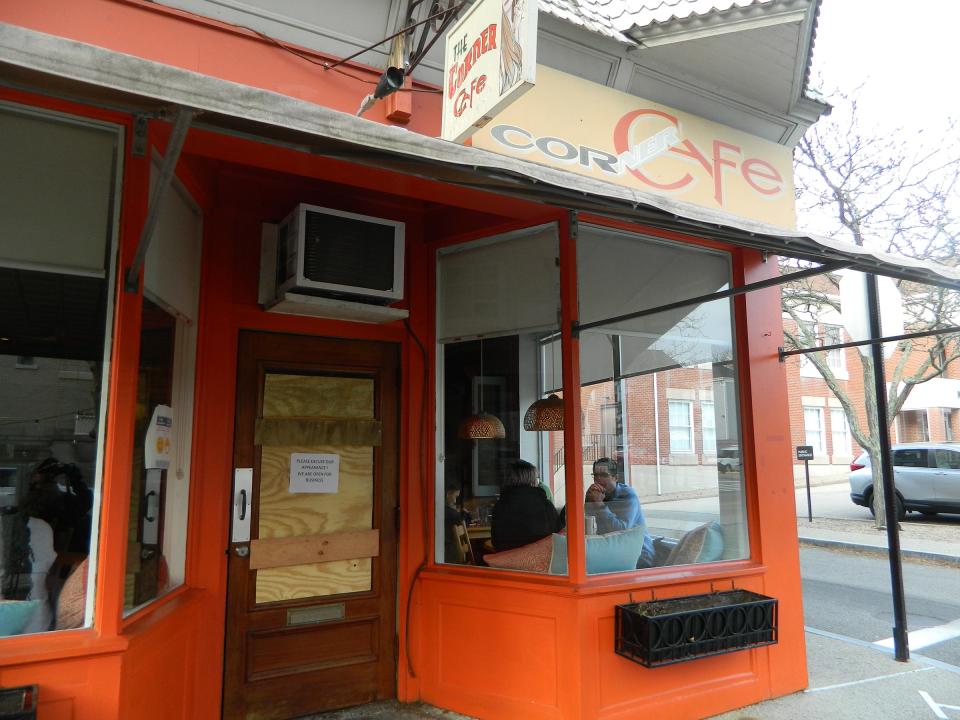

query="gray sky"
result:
[811,0,960,131]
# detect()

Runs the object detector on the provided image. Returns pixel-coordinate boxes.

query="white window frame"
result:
[701,400,717,455]
[799,321,848,381]
[668,399,694,454]
[822,324,846,376]
[830,407,850,458]
[803,406,826,455]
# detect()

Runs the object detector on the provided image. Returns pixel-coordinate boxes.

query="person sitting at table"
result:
[443,480,471,563]
[491,460,560,552]
[585,457,655,568]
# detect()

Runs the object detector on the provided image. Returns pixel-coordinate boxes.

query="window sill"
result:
[121,584,200,632]
[0,589,205,668]
[421,558,767,597]
[0,629,128,668]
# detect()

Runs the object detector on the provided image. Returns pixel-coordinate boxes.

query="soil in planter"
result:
[627,590,766,617]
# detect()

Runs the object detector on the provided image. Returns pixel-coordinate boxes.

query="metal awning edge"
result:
[2,22,957,289]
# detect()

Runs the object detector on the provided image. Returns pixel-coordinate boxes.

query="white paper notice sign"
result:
[289,453,340,494]
[144,404,173,470]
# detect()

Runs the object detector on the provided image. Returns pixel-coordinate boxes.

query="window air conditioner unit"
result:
[261,203,405,306]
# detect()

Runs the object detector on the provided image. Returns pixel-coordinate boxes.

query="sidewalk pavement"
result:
[710,628,960,720]
[311,508,959,720]
[797,521,960,566]
[710,515,960,718]
[314,629,960,720]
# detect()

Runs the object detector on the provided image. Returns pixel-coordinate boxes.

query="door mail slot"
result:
[286,603,345,627]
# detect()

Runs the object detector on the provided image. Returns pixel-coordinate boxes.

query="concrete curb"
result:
[798,536,960,566]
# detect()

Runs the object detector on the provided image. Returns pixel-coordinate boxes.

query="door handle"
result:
[234,546,249,558]
[144,490,157,522]
[232,468,253,543]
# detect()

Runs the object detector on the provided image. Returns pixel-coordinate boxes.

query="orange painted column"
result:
[740,249,809,697]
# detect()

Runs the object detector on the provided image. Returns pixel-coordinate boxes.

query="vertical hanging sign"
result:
[441,0,538,143]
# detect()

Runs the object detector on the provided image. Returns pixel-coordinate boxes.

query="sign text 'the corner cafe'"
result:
[441,0,537,143]
[471,65,797,228]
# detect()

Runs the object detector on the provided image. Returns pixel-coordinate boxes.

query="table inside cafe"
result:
[466,524,492,562]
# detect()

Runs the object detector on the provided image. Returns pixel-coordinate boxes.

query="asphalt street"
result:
[801,545,960,667]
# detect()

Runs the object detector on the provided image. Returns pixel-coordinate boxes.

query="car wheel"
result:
[870,493,906,522]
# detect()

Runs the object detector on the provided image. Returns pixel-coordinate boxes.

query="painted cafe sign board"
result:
[471,65,798,228]
[441,0,538,143]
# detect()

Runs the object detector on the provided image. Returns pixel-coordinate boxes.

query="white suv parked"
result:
[849,442,960,520]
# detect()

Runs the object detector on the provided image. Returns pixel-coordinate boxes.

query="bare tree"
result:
[784,92,960,528]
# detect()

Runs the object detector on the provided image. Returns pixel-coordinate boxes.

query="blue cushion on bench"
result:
[0,600,41,636]
[549,525,648,575]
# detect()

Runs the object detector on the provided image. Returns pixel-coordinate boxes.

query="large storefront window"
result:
[0,103,121,635]
[576,226,748,574]
[436,225,565,573]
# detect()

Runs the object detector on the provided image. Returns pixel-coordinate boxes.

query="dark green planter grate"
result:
[615,589,777,668]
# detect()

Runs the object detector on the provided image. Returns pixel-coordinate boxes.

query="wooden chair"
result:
[451,522,475,565]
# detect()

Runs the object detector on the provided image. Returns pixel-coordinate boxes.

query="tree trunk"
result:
[861,354,887,529]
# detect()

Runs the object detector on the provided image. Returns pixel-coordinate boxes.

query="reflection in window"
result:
[436,226,565,573]
[126,299,177,609]
[577,225,748,574]
[0,104,119,636]
[702,401,717,454]
[124,293,198,613]
[668,400,694,453]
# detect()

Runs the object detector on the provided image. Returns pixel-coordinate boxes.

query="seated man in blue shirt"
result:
[585,457,655,568]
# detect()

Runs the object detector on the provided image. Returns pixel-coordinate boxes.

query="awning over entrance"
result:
[2,22,958,290]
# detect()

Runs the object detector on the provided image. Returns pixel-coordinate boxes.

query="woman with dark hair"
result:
[490,460,560,552]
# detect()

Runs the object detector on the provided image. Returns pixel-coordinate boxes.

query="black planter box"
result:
[615,590,777,668]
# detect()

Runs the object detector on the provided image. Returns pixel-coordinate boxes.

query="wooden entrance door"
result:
[223,332,399,720]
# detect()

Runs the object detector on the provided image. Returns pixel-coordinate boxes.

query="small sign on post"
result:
[796,445,814,521]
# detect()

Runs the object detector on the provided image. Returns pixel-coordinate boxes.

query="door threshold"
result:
[297,700,476,719]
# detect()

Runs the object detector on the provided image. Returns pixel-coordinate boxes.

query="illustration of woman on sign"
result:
[500,0,525,94]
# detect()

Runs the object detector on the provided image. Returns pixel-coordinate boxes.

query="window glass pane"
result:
[830,408,849,456]
[804,407,824,455]
[935,449,960,470]
[124,295,197,612]
[0,105,119,636]
[668,400,693,452]
[893,449,928,467]
[577,226,747,574]
[702,401,717,454]
[822,325,844,371]
[436,226,564,573]
[124,162,201,614]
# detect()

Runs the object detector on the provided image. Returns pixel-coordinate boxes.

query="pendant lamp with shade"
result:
[458,337,506,440]
[523,333,564,431]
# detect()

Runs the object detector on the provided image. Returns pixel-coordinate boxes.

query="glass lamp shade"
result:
[523,394,565,431]
[458,412,506,440]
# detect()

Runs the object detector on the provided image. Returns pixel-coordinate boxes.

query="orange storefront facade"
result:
[0,2,839,719]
